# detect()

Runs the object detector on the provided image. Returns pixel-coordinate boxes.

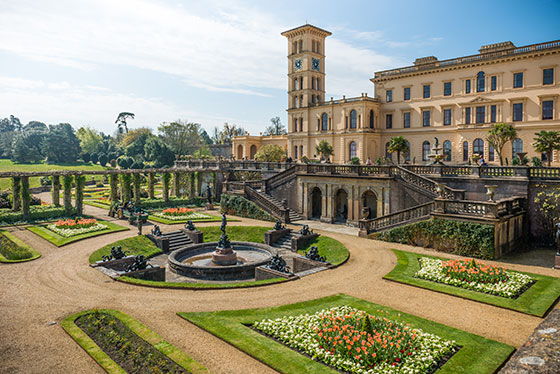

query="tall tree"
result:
[11,131,45,163]
[157,120,201,155]
[486,123,517,166]
[42,123,81,163]
[387,136,409,165]
[76,126,103,154]
[264,116,287,136]
[199,128,213,145]
[533,131,560,167]
[125,132,153,159]
[23,121,47,132]
[217,122,245,144]
[115,112,134,134]
[144,137,175,167]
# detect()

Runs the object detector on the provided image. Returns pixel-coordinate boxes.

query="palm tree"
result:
[315,140,333,160]
[387,136,409,164]
[533,130,560,166]
[486,123,517,165]
[115,112,135,134]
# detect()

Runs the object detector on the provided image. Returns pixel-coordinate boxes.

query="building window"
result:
[386,90,392,102]
[403,112,411,128]
[300,145,304,159]
[473,138,484,158]
[349,141,357,159]
[543,100,554,120]
[294,145,298,159]
[385,142,392,161]
[444,82,452,96]
[405,141,411,162]
[294,118,298,132]
[311,95,315,104]
[321,113,328,131]
[317,79,320,90]
[463,141,469,162]
[443,140,452,161]
[369,110,374,128]
[513,72,523,88]
[422,110,430,127]
[300,117,303,132]
[443,109,452,126]
[512,138,523,156]
[513,103,523,122]
[477,71,485,92]
[542,152,549,162]
[465,107,471,124]
[489,145,495,162]
[300,95,303,108]
[298,40,303,53]
[543,68,554,85]
[294,78,298,90]
[476,106,485,124]
[300,77,303,90]
[465,79,471,94]
[491,105,497,123]
[404,87,411,101]
[422,141,430,161]
[294,96,298,108]
[386,114,393,129]
[491,76,497,91]
[350,110,357,129]
[423,84,430,98]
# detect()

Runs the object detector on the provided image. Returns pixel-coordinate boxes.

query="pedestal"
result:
[212,246,238,265]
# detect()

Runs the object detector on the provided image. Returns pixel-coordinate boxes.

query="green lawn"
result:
[27,220,129,247]
[297,235,349,266]
[0,159,106,190]
[179,294,514,374]
[89,235,160,263]
[0,230,41,263]
[118,276,288,289]
[384,249,560,317]
[62,309,208,374]
[198,225,269,243]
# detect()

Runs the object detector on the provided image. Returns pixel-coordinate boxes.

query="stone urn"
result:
[485,185,498,202]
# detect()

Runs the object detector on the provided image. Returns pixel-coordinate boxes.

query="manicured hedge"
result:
[220,194,275,222]
[0,205,77,225]
[371,218,495,259]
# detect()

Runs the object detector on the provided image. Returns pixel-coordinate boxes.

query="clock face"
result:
[312,58,320,72]
[294,59,303,71]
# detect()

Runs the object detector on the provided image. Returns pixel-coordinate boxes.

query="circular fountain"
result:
[167,214,275,281]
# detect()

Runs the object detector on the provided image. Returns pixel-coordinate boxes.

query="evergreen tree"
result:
[98,153,108,166]
[11,131,45,163]
[42,123,81,163]
[144,137,175,167]
[90,152,98,164]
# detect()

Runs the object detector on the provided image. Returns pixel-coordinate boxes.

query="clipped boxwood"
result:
[0,205,77,225]
[220,194,275,222]
[371,218,495,259]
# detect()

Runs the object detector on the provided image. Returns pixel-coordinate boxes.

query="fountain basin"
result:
[168,241,276,281]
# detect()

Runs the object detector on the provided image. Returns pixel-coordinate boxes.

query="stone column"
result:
[383,187,390,215]
[147,172,155,199]
[173,171,180,197]
[133,173,142,205]
[162,172,170,203]
[109,173,119,202]
[321,184,330,223]
[21,176,30,220]
[63,175,73,216]
[51,175,60,206]
[121,174,132,202]
[11,176,21,211]
[188,172,196,199]
[74,174,85,216]
[302,183,308,218]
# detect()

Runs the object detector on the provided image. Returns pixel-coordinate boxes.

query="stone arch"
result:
[237,144,243,159]
[361,189,378,219]
[249,144,258,159]
[334,188,348,222]
[310,186,322,219]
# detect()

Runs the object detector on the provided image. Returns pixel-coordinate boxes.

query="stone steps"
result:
[162,230,193,251]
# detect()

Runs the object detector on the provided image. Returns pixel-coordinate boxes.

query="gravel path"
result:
[1,197,559,373]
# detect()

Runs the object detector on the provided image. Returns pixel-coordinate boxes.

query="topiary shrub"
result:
[219,194,275,222]
[371,218,495,259]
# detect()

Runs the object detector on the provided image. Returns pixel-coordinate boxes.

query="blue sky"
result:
[1,0,559,136]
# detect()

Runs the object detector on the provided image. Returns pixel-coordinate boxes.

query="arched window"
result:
[385,142,392,161]
[321,113,328,131]
[512,138,523,156]
[298,40,303,53]
[463,141,469,162]
[349,142,357,159]
[350,110,357,129]
[422,141,431,161]
[473,138,484,158]
[294,145,298,159]
[299,117,303,132]
[489,145,495,162]
[294,96,298,108]
[443,140,452,161]
[369,110,374,129]
[477,71,485,92]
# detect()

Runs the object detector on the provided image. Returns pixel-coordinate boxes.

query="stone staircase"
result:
[244,185,303,223]
[162,230,192,252]
[263,193,305,222]
[270,230,300,252]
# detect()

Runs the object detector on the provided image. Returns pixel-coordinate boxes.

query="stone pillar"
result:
[133,173,142,205]
[51,175,60,206]
[74,174,85,216]
[21,176,30,220]
[63,175,73,216]
[162,172,171,203]
[109,173,119,202]
[321,184,330,223]
[11,176,21,211]
[173,171,180,197]
[383,187,390,215]
[147,172,155,199]
[188,172,196,199]
[302,183,308,218]
[121,174,132,202]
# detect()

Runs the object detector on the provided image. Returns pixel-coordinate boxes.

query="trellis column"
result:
[188,172,196,199]
[109,173,119,202]
[21,176,30,220]
[133,173,142,205]
[147,172,155,199]
[11,176,21,211]
[121,174,132,202]
[162,172,170,203]
[63,175,73,216]
[51,175,60,206]
[75,174,85,216]
[173,171,180,197]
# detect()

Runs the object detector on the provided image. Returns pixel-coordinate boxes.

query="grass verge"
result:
[62,309,208,374]
[27,220,129,247]
[117,276,288,289]
[89,235,161,263]
[197,225,268,243]
[384,249,560,317]
[0,230,41,263]
[179,293,514,374]
[296,235,349,266]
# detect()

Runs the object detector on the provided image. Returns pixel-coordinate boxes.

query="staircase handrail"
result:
[391,166,464,199]
[244,185,290,223]
[264,164,302,192]
[359,202,434,236]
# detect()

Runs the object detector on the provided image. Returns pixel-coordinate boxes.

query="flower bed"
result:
[151,209,212,221]
[253,306,456,374]
[415,257,532,298]
[47,218,108,237]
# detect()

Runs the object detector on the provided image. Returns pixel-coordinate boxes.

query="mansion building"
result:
[233,24,560,165]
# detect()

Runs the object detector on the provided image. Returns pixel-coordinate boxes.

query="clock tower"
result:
[281,25,331,137]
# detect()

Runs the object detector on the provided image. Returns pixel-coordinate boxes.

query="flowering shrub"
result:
[162,207,194,216]
[152,210,211,221]
[253,306,456,374]
[47,218,107,237]
[415,257,532,298]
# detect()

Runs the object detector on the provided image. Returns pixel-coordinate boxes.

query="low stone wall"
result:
[291,233,319,252]
[91,256,136,271]
[145,234,169,252]
[255,266,297,281]
[181,229,203,244]
[292,256,329,273]
[264,228,291,246]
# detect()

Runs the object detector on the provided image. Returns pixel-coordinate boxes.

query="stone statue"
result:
[185,220,196,231]
[434,137,439,147]
[151,225,162,236]
[221,213,227,235]
[555,222,560,254]
[206,185,212,204]
[273,219,285,231]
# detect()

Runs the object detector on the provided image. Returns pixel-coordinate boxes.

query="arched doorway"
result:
[334,188,348,222]
[237,144,243,159]
[361,190,377,219]
[310,187,322,219]
[249,145,257,159]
